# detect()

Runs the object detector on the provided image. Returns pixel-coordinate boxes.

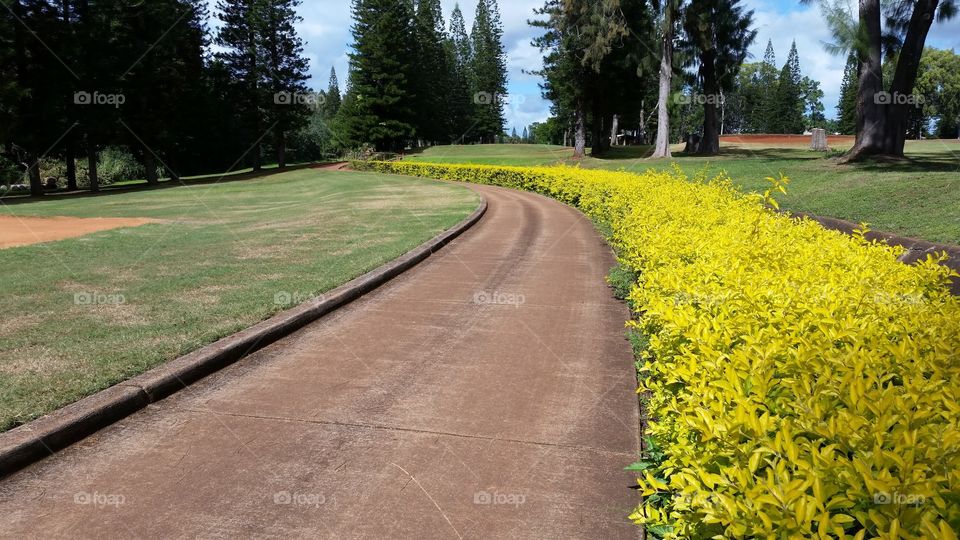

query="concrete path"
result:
[0,184,640,539]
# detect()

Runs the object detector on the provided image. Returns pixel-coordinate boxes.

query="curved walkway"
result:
[0,184,640,539]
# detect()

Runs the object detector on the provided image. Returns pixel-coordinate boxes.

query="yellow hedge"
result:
[355,160,960,539]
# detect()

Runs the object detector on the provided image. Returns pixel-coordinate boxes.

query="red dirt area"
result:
[0,215,159,249]
[721,134,855,146]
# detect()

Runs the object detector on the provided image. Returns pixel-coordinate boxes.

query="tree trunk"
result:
[251,142,262,171]
[143,152,158,184]
[87,142,99,192]
[65,143,77,191]
[698,52,720,155]
[590,96,608,157]
[652,2,675,159]
[573,102,587,159]
[610,114,620,146]
[275,129,287,169]
[27,154,43,197]
[845,0,939,161]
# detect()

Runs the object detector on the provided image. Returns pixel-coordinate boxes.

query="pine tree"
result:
[119,0,209,182]
[325,67,341,119]
[772,41,804,134]
[801,76,826,127]
[757,39,779,133]
[469,0,507,144]
[337,0,416,151]
[261,0,310,168]
[836,52,858,135]
[447,4,473,143]
[413,0,450,145]
[216,0,268,170]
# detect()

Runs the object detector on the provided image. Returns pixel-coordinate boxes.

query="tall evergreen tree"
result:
[447,4,474,142]
[772,41,805,133]
[757,39,779,133]
[119,0,209,182]
[836,52,858,135]
[337,0,416,151]
[800,75,826,127]
[216,0,268,170]
[413,0,450,144]
[469,0,507,144]
[325,66,341,119]
[261,0,310,168]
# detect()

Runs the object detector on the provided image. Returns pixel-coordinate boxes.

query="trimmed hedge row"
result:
[355,160,960,539]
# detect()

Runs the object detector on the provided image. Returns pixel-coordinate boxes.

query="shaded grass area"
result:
[410,141,960,244]
[0,169,478,430]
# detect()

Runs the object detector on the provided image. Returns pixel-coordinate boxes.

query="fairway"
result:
[409,142,960,245]
[0,169,479,431]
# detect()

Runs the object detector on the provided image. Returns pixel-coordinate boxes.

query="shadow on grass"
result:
[849,153,960,174]
[588,145,824,163]
[0,162,332,207]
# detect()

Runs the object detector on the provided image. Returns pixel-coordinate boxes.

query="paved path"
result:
[0,184,640,539]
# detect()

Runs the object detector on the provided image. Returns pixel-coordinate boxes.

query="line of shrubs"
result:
[0,147,163,192]
[354,160,960,539]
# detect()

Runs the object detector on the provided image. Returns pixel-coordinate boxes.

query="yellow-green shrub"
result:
[355,160,960,539]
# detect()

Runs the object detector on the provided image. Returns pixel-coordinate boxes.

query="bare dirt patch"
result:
[0,215,160,249]
[721,134,855,146]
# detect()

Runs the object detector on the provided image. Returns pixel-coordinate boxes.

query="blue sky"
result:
[209,0,960,131]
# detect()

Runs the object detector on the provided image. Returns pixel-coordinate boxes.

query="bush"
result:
[37,147,161,189]
[0,154,23,186]
[356,160,960,539]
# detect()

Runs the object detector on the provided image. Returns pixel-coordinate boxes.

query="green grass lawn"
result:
[406,144,573,166]
[0,169,478,431]
[409,141,960,245]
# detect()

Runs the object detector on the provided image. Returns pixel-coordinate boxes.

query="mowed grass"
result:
[406,144,572,166]
[410,141,960,245]
[0,169,479,430]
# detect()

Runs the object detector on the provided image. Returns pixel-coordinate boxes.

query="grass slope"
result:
[410,141,960,244]
[0,168,478,430]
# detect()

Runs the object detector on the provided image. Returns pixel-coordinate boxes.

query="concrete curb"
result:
[0,197,488,478]
[791,211,960,295]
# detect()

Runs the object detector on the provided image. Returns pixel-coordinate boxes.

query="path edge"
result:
[0,196,488,478]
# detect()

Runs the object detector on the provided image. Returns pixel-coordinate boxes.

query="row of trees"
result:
[1,0,511,196]
[0,0,316,197]
[807,0,956,159]
[334,0,508,151]
[531,0,760,158]
[722,41,826,136]
[838,46,960,139]
[533,0,957,160]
